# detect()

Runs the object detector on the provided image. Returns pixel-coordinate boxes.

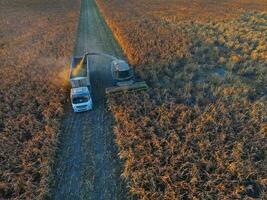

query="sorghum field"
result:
[0,0,79,199]
[97,0,267,199]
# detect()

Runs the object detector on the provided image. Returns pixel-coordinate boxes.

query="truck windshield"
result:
[116,70,131,79]
[72,96,89,104]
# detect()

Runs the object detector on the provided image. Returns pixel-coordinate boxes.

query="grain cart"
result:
[70,56,93,112]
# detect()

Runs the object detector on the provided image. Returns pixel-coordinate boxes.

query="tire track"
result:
[52,0,128,199]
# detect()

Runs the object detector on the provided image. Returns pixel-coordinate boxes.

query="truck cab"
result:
[71,86,92,112]
[111,60,134,86]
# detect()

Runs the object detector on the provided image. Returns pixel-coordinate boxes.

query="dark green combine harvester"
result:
[106,58,148,94]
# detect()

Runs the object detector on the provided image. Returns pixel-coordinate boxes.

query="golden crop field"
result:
[97,0,267,199]
[0,0,79,199]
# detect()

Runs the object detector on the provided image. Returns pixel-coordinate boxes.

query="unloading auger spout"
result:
[80,52,148,95]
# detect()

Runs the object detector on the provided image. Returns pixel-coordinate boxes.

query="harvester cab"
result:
[111,59,134,86]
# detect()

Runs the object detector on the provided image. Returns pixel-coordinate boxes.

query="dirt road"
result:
[52,0,128,199]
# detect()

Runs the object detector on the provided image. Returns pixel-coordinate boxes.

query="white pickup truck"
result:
[69,56,93,112]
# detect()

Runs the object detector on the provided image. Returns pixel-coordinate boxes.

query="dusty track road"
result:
[52,0,128,199]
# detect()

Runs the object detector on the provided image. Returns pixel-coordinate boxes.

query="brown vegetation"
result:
[0,0,79,199]
[97,0,267,199]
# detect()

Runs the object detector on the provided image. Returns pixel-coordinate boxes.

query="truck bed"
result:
[70,56,88,78]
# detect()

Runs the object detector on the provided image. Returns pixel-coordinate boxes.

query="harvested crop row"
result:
[97,0,267,199]
[0,0,79,199]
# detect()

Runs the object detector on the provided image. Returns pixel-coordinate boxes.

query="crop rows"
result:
[97,0,267,199]
[0,0,79,199]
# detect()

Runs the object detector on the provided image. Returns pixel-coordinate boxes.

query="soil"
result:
[52,0,129,199]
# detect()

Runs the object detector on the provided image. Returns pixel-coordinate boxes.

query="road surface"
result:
[52,0,128,199]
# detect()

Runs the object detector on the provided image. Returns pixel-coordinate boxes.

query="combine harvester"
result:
[106,59,148,95]
[69,52,148,112]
